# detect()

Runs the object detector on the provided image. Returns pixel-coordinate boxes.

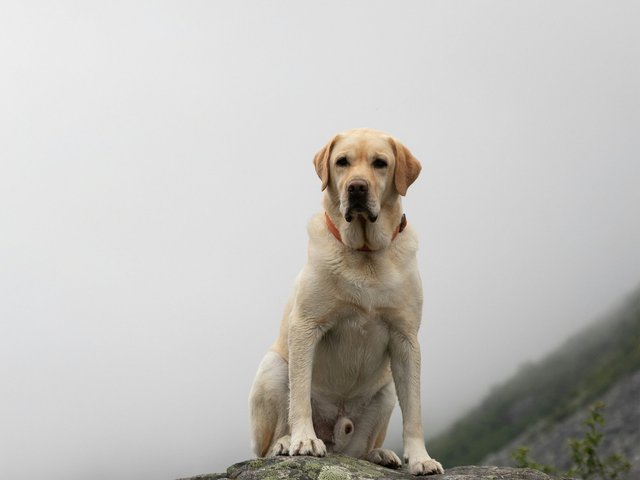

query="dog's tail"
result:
[333,416,354,451]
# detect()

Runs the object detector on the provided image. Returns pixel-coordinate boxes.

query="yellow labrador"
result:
[249,128,443,475]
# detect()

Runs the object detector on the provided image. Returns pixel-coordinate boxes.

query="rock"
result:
[179,455,564,480]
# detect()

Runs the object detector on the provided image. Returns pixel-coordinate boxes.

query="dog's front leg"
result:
[287,312,327,457]
[389,330,443,475]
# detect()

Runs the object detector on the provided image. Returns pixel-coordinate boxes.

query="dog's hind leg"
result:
[249,351,290,457]
[342,381,401,468]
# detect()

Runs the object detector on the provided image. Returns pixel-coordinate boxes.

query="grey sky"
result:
[1,1,639,479]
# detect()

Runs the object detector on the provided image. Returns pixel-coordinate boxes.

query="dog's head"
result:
[313,128,421,224]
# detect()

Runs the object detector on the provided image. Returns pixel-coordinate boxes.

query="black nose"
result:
[347,179,368,195]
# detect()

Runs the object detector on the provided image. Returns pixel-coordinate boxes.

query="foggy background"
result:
[1,1,639,479]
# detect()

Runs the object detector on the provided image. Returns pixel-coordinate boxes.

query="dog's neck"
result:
[323,196,406,252]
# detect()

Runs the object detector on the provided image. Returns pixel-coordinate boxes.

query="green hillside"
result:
[429,286,640,468]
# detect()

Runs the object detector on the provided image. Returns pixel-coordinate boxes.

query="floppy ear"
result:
[391,137,422,196]
[312,136,337,191]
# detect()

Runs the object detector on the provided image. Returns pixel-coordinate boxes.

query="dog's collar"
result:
[324,212,407,252]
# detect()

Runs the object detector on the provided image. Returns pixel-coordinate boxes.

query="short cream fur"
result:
[249,129,443,475]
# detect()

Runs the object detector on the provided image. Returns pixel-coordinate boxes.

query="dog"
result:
[249,128,443,475]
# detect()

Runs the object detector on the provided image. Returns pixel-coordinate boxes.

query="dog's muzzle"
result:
[345,179,377,223]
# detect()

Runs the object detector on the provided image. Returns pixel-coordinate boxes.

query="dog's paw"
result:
[269,435,291,456]
[289,436,326,457]
[405,457,444,476]
[366,448,402,469]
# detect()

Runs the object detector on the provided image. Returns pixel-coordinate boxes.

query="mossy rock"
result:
[180,455,567,480]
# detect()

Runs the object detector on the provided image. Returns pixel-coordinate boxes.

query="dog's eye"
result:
[335,157,349,167]
[372,158,388,169]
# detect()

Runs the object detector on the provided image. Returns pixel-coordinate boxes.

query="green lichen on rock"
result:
[317,465,352,480]
[213,454,410,480]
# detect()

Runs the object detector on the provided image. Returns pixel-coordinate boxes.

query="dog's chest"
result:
[312,310,391,398]
[334,259,405,312]
[326,312,388,346]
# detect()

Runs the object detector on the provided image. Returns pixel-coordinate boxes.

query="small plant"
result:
[512,402,631,480]
[512,446,557,475]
